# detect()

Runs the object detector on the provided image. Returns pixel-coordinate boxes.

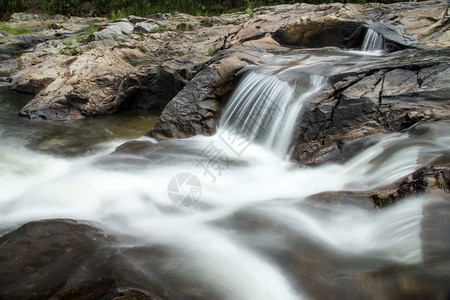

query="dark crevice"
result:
[378,73,385,105]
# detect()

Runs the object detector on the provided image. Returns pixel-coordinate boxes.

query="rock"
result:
[364,0,450,47]
[135,22,160,34]
[0,58,17,77]
[0,219,166,299]
[128,15,149,24]
[10,14,232,120]
[10,55,67,94]
[371,166,450,207]
[291,49,450,165]
[134,54,210,111]
[176,22,200,32]
[304,191,377,210]
[86,21,134,45]
[0,33,45,55]
[363,20,416,51]
[225,3,368,50]
[201,17,225,27]
[17,48,144,119]
[147,47,264,139]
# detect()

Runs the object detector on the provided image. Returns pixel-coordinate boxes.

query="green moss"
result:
[0,23,32,35]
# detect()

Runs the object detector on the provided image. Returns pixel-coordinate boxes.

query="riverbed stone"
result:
[0,219,166,300]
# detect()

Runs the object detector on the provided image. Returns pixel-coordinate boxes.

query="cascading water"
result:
[362,28,386,52]
[0,48,449,300]
[220,71,325,156]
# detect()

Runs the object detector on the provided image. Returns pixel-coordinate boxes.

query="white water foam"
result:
[220,71,325,157]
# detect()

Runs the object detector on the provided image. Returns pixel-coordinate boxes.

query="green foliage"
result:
[110,9,128,21]
[1,0,412,21]
[76,21,102,43]
[64,40,73,47]
[70,48,80,55]
[0,23,32,35]
[208,44,219,56]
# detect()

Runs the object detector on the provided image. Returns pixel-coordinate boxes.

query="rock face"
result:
[7,13,234,119]
[372,166,450,207]
[0,219,165,299]
[292,49,450,165]
[364,0,450,47]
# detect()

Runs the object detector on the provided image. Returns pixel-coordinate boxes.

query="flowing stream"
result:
[361,28,385,52]
[0,47,449,299]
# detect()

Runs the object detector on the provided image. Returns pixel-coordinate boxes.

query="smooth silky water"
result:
[0,48,449,299]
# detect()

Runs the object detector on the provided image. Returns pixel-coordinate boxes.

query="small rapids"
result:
[362,28,385,52]
[0,48,449,299]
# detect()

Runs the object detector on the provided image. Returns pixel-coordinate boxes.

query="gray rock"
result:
[292,49,450,165]
[0,219,166,299]
[135,22,160,34]
[87,21,134,42]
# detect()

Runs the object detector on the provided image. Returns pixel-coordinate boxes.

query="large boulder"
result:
[291,48,450,165]
[147,47,267,139]
[0,219,165,299]
[16,48,145,119]
[371,166,450,207]
[225,3,369,50]
[10,14,232,120]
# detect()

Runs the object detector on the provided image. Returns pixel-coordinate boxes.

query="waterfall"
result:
[362,28,385,52]
[220,71,325,156]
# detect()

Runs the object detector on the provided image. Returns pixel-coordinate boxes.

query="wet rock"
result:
[0,58,17,77]
[0,33,45,55]
[292,50,450,165]
[135,54,209,111]
[371,166,450,207]
[305,191,377,210]
[362,20,416,51]
[364,0,450,47]
[147,47,264,139]
[0,219,166,300]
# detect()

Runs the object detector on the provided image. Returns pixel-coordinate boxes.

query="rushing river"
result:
[0,48,449,299]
